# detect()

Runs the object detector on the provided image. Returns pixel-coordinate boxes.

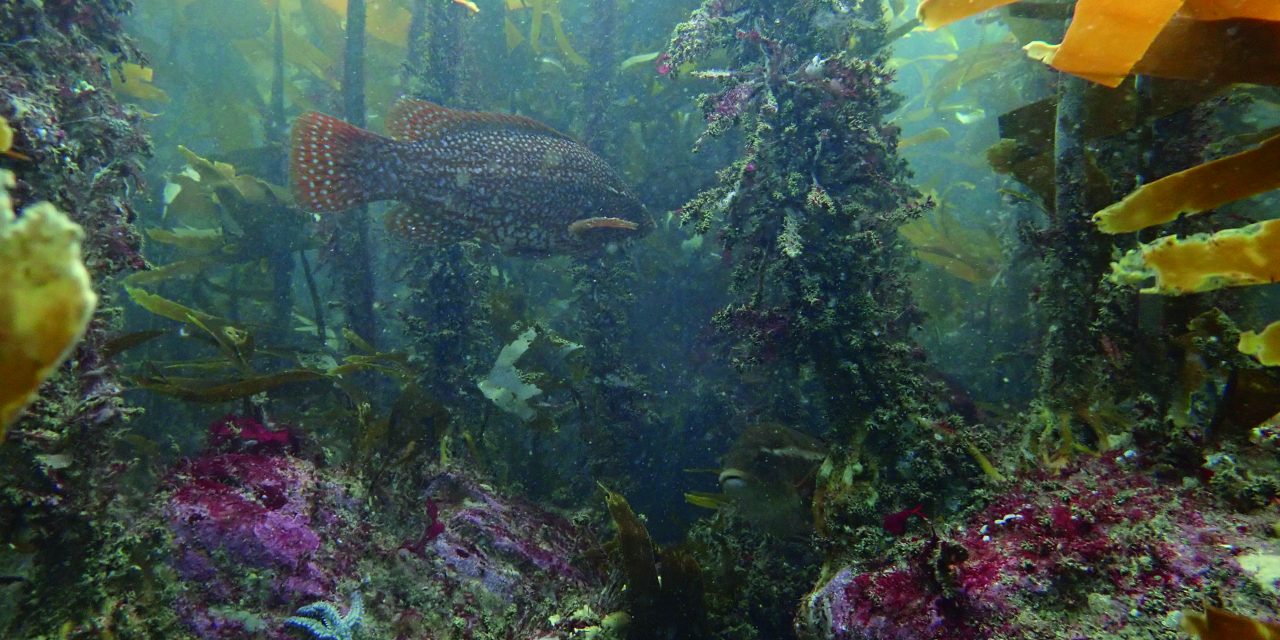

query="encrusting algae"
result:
[0,170,97,435]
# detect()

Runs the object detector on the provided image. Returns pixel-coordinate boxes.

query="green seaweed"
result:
[131,369,326,402]
[600,483,661,614]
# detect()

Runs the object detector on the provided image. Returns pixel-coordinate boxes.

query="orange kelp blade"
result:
[1131,16,1280,86]
[1182,0,1280,21]
[1024,0,1280,88]
[1181,605,1280,640]
[916,0,1021,30]
[568,217,640,236]
[1023,0,1183,88]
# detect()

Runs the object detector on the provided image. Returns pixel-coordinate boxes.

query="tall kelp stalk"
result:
[1029,13,1132,459]
[408,0,468,105]
[569,0,657,497]
[1035,66,1094,427]
[399,2,493,422]
[1131,100,1224,442]
[264,2,296,344]
[570,253,659,496]
[0,1,161,636]
[583,0,618,157]
[668,0,977,551]
[332,0,378,345]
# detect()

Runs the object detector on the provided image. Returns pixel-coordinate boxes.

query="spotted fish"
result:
[290,99,651,255]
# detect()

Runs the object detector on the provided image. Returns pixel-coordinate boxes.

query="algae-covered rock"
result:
[0,169,97,435]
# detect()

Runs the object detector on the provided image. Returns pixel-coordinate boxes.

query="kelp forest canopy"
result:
[2,0,1280,639]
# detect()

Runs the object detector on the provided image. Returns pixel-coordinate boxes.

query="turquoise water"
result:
[1,0,1278,638]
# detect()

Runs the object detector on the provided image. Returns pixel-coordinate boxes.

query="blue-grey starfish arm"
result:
[283,591,363,640]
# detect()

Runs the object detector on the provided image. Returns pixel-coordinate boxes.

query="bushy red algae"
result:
[801,459,1279,640]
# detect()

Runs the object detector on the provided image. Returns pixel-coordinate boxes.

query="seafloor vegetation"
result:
[1,0,1279,639]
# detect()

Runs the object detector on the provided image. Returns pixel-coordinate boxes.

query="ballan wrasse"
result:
[290,99,651,255]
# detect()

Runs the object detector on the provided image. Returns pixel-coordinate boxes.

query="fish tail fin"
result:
[290,111,393,212]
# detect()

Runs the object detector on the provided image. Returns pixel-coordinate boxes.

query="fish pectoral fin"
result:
[567,216,640,236]
[386,204,474,244]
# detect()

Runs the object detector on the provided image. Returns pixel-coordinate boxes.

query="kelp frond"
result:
[899,193,1002,285]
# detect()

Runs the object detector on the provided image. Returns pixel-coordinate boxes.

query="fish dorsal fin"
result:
[386,99,572,142]
[385,204,475,245]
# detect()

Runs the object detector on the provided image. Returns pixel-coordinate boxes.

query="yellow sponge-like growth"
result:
[1109,218,1280,295]
[0,170,97,436]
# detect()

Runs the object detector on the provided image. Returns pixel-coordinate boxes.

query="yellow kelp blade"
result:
[110,62,170,102]
[897,126,950,150]
[0,116,11,153]
[133,370,326,402]
[310,0,411,46]
[145,227,224,254]
[123,256,227,287]
[1094,131,1280,234]
[1239,322,1280,367]
[525,0,586,65]
[1109,218,1280,295]
[684,492,731,510]
[620,51,661,71]
[504,16,525,50]
[917,0,1020,30]
[926,42,1022,109]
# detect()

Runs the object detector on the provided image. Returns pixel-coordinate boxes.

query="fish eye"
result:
[719,468,749,493]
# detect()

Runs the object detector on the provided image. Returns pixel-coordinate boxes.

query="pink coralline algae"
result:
[390,469,611,638]
[799,459,1279,640]
[206,414,298,454]
[163,416,363,639]
[402,471,598,600]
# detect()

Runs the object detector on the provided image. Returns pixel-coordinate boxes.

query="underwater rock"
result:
[161,415,616,639]
[799,459,1280,640]
[390,469,616,637]
[163,415,365,639]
